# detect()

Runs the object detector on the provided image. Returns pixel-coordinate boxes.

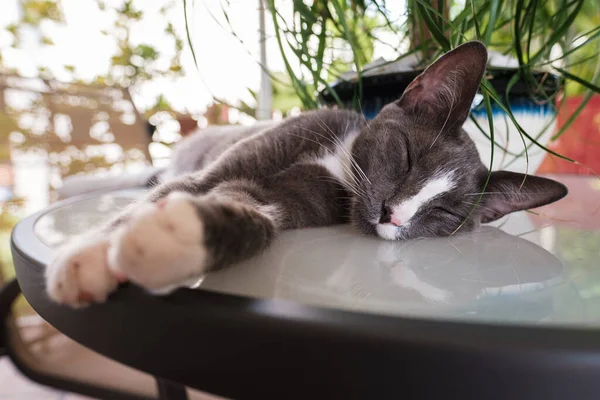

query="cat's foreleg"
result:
[46,164,346,307]
[45,186,277,307]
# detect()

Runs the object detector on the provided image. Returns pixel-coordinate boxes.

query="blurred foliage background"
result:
[256,0,600,105]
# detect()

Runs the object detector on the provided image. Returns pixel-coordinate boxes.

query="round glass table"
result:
[11,175,600,399]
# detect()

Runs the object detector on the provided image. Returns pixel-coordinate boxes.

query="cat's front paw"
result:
[46,234,122,307]
[108,192,208,293]
[46,192,208,307]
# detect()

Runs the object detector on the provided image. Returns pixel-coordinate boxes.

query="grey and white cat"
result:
[46,41,567,307]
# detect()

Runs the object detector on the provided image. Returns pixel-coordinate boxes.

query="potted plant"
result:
[263,0,599,173]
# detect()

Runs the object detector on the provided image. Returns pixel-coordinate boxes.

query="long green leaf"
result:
[329,0,364,109]
[530,0,585,64]
[513,0,526,70]
[470,0,481,39]
[555,67,600,93]
[481,79,574,162]
[182,0,199,70]
[483,0,502,45]
[414,1,450,50]
[469,113,520,156]
[267,0,316,108]
[453,88,495,235]
[524,0,535,62]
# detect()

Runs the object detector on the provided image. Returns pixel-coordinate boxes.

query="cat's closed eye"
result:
[428,207,464,220]
[434,207,465,218]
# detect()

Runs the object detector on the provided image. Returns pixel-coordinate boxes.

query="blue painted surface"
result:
[355,95,556,120]
[471,97,556,118]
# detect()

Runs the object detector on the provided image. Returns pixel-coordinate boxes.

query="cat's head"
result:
[351,41,567,240]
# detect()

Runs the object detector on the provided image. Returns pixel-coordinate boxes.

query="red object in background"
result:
[537,95,600,175]
[528,175,600,230]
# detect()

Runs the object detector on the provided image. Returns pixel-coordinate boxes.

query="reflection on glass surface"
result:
[201,225,570,324]
[34,191,139,247]
[32,177,600,326]
[200,176,600,325]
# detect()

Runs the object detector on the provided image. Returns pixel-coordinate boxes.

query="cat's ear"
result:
[397,41,488,129]
[478,171,568,223]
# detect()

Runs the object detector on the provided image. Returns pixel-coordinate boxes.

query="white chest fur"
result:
[312,129,360,186]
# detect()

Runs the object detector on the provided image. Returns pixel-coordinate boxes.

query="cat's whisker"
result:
[330,134,371,186]
[466,191,559,196]
[446,239,463,254]
[314,112,336,136]
[351,158,372,186]
[339,119,372,185]
[294,121,372,187]
[462,200,497,214]
[332,184,369,203]
[327,122,372,185]
[464,192,503,196]
[291,126,369,193]
[357,97,372,131]
[428,98,454,149]
[313,116,356,161]
[315,173,369,202]
[339,182,370,202]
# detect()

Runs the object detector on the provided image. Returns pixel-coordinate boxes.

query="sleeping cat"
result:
[46,41,567,307]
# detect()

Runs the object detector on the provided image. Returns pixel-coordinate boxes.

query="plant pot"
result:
[537,94,600,175]
[466,68,562,173]
[319,67,562,173]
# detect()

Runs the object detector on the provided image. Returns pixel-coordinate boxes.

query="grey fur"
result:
[114,41,567,275]
[165,120,277,179]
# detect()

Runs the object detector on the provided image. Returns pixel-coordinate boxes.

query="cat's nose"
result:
[390,215,403,226]
[379,204,393,224]
[380,204,402,226]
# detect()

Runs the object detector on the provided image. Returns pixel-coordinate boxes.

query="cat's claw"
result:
[46,192,208,307]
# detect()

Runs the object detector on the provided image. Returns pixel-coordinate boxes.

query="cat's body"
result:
[45,42,568,307]
[155,110,365,229]
[164,120,278,179]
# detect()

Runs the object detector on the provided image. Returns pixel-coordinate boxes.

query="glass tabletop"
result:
[33,175,600,327]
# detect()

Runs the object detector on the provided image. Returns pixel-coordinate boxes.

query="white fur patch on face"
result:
[312,128,360,185]
[391,171,457,225]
